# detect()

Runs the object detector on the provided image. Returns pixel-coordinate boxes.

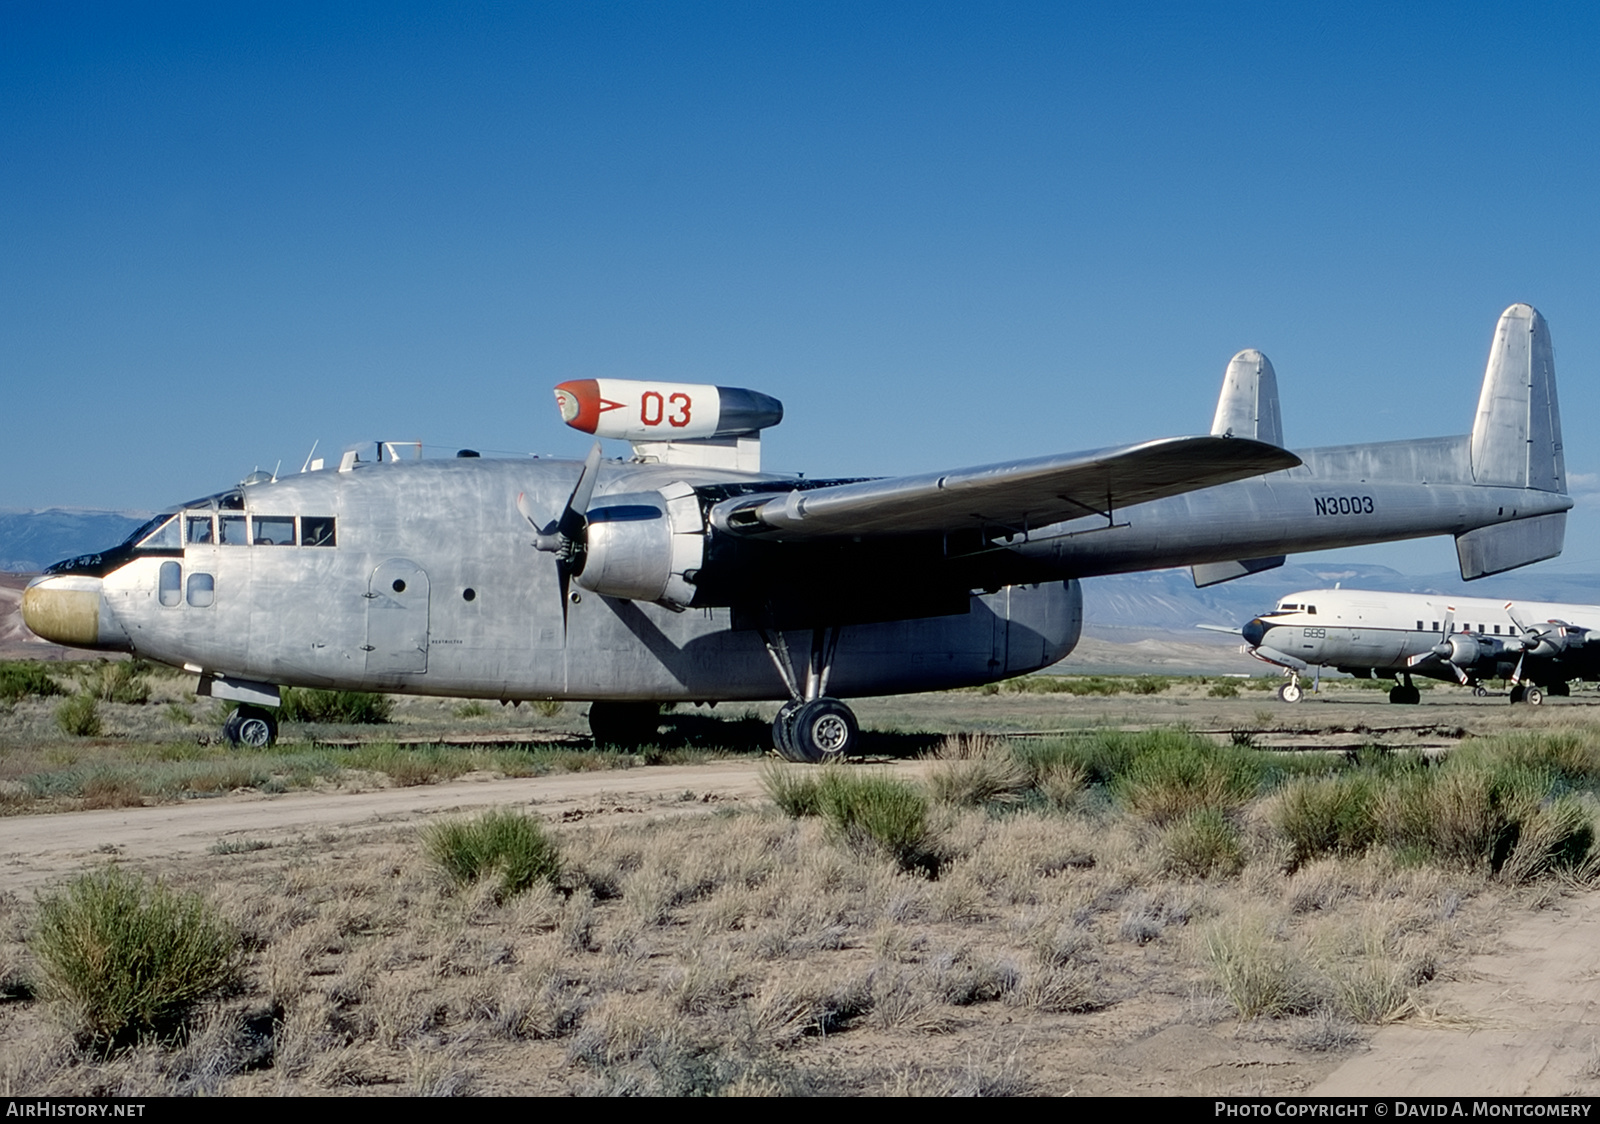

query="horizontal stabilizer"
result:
[709,436,1301,541]
[1192,555,1285,589]
[1456,512,1566,580]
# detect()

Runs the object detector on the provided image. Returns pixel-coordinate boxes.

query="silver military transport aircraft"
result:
[1230,586,1599,706]
[23,304,1570,760]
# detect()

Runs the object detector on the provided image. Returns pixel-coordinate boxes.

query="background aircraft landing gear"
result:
[1388,678,1421,705]
[788,698,858,763]
[1473,685,1489,697]
[588,701,663,748]
[223,705,278,749]
[1277,680,1303,703]
[1510,685,1544,705]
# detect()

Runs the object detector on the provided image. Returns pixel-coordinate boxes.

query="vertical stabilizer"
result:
[1471,304,1564,492]
[1211,349,1283,446]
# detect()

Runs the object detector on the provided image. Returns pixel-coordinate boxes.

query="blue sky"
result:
[4,2,1599,575]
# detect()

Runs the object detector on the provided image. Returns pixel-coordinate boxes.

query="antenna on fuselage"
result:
[300,440,320,474]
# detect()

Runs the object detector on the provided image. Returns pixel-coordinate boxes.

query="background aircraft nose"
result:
[21,576,104,647]
[1242,618,1268,648]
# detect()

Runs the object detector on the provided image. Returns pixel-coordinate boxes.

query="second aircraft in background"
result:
[1230,588,1599,705]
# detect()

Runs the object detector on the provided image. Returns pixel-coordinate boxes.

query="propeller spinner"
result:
[517,443,604,632]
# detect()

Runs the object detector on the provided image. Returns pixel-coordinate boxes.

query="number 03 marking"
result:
[640,391,693,428]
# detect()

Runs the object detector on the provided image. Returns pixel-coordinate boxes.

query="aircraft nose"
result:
[1241,618,1268,648]
[22,575,106,648]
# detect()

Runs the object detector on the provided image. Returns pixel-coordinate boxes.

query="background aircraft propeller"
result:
[1410,607,1474,684]
[517,442,603,634]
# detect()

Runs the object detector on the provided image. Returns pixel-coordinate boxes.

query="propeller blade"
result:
[525,442,605,638]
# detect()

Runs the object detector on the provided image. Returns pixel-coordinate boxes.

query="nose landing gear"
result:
[223,704,278,748]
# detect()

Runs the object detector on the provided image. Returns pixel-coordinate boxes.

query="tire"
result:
[225,705,278,749]
[1388,685,1418,705]
[1278,682,1303,703]
[1525,686,1544,706]
[790,698,858,763]
[1550,682,1570,697]
[1473,685,1489,697]
[1509,685,1525,704]
[588,701,661,749]
[771,701,803,761]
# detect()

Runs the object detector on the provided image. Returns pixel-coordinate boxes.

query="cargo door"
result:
[365,559,430,674]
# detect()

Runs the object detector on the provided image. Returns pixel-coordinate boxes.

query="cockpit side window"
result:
[186,516,214,545]
[253,517,296,546]
[302,517,337,547]
[219,515,248,546]
[134,515,181,551]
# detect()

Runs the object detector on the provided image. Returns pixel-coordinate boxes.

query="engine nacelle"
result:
[575,482,704,608]
[554,379,782,442]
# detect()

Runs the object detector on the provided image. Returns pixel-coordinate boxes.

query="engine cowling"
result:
[575,482,704,608]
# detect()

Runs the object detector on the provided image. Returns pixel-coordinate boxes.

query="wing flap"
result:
[709,436,1300,540]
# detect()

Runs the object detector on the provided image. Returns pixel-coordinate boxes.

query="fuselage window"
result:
[1432,622,1440,631]
[1494,625,1501,635]
[187,516,215,545]
[253,517,296,546]
[159,561,182,607]
[1307,606,1316,614]
[302,517,337,547]
[187,572,215,607]
[1416,621,1423,631]
[219,515,248,546]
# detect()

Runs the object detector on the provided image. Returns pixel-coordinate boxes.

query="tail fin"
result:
[1457,304,1567,579]
[1195,349,1286,587]
[1471,303,1564,492]
[1211,349,1284,446]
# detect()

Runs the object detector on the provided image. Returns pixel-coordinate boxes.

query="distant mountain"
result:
[0,509,152,573]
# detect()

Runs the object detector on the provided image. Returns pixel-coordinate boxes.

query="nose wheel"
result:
[223,704,278,749]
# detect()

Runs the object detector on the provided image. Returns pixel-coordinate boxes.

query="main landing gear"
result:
[223,704,278,749]
[763,626,859,763]
[1509,684,1546,706]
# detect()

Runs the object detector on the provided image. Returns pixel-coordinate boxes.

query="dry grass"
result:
[5,719,1600,1094]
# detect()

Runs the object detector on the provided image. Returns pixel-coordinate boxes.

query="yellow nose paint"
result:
[21,586,100,647]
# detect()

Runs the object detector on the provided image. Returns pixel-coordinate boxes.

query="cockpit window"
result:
[302,516,336,547]
[133,515,181,551]
[253,517,296,546]
[219,515,248,545]
[187,516,214,545]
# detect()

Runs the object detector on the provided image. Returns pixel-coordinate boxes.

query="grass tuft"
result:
[31,866,241,1050]
[0,661,64,703]
[425,809,562,902]
[55,693,102,737]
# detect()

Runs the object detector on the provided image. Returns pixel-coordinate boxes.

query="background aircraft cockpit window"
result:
[218,491,245,510]
[253,517,296,546]
[219,515,248,545]
[187,516,214,545]
[134,515,181,551]
[302,517,337,547]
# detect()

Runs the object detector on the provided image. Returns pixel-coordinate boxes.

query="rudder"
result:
[1211,349,1284,446]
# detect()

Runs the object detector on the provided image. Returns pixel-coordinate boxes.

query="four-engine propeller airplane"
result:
[23,304,1570,759]
[1225,587,1598,706]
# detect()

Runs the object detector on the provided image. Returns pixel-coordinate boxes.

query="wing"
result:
[709,435,1301,540]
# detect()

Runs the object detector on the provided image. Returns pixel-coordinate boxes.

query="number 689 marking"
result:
[640,391,692,428]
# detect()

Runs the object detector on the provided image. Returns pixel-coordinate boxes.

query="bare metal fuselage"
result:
[33,433,1570,704]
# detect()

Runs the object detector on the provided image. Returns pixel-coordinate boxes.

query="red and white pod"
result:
[553,379,782,441]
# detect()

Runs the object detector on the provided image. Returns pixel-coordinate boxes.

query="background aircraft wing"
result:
[708,436,1300,540]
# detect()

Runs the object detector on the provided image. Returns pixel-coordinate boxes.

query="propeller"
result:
[517,442,604,633]
[1502,603,1584,685]
[1409,607,1474,684]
